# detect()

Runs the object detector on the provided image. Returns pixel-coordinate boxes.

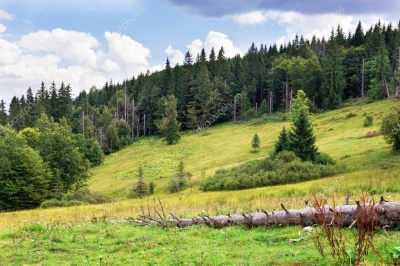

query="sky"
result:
[0,0,399,105]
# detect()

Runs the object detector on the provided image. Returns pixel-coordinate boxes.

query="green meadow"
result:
[1,98,400,265]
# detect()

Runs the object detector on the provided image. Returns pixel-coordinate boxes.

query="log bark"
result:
[154,201,400,228]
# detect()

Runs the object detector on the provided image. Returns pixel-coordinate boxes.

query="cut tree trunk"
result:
[142,199,400,229]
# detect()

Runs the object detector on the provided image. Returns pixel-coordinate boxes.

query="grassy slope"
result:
[89,98,399,198]
[2,99,400,265]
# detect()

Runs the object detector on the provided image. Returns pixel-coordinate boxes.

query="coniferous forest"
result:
[1,20,400,210]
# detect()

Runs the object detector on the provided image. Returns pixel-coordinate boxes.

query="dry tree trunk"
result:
[141,197,400,229]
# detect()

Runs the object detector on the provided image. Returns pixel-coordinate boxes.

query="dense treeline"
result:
[1,20,400,153]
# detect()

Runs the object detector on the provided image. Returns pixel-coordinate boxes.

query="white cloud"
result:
[232,10,390,48]
[165,45,184,66]
[0,39,21,65]
[18,28,99,68]
[184,31,243,60]
[0,29,152,104]
[104,31,150,75]
[232,11,267,25]
[186,39,203,58]
[204,31,243,58]
[0,9,15,20]
[0,24,6,33]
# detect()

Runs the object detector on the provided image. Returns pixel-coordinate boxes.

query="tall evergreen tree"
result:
[351,21,365,46]
[0,100,7,125]
[289,109,318,161]
[321,37,346,109]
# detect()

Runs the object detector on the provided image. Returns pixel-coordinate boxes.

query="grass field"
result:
[1,98,400,265]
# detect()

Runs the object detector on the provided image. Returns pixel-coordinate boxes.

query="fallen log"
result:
[135,196,400,230]
[139,199,400,229]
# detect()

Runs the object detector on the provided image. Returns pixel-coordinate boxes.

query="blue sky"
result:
[0,0,399,104]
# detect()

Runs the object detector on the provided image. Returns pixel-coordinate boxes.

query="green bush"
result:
[41,199,84,209]
[363,115,374,127]
[314,152,336,165]
[200,153,345,191]
[40,199,66,208]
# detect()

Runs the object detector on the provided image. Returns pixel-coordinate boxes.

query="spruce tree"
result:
[273,127,291,155]
[134,166,147,198]
[289,109,318,161]
[0,100,7,126]
[251,133,260,152]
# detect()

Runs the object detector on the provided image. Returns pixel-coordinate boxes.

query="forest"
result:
[1,20,400,211]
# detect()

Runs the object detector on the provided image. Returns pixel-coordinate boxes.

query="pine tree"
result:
[183,51,193,67]
[209,47,217,78]
[351,21,365,46]
[273,127,291,155]
[251,133,260,152]
[258,99,268,116]
[163,58,174,96]
[156,95,180,144]
[134,166,147,198]
[289,109,318,161]
[0,100,7,125]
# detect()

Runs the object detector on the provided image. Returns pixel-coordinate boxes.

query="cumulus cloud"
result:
[18,28,99,68]
[204,31,243,58]
[165,45,185,66]
[0,28,152,103]
[184,31,243,59]
[186,39,203,58]
[162,31,242,69]
[0,9,15,20]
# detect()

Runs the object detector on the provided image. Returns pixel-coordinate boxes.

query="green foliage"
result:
[30,114,90,193]
[314,152,336,165]
[381,107,400,150]
[0,126,51,211]
[363,115,374,127]
[200,151,345,191]
[105,123,120,153]
[74,134,105,166]
[149,182,155,195]
[321,39,346,109]
[40,199,84,209]
[289,109,318,161]
[168,161,189,193]
[258,100,268,116]
[132,167,147,198]
[290,90,310,121]
[251,133,260,152]
[272,127,291,156]
[157,95,181,144]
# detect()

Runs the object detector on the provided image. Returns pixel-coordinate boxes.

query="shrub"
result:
[363,115,374,127]
[41,199,66,209]
[274,151,298,164]
[314,152,336,165]
[200,153,346,191]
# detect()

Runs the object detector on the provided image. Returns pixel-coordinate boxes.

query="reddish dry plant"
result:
[311,191,381,265]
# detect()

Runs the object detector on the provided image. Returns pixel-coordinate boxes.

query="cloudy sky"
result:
[0,0,399,104]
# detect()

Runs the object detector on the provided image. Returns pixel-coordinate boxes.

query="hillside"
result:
[89,98,400,198]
